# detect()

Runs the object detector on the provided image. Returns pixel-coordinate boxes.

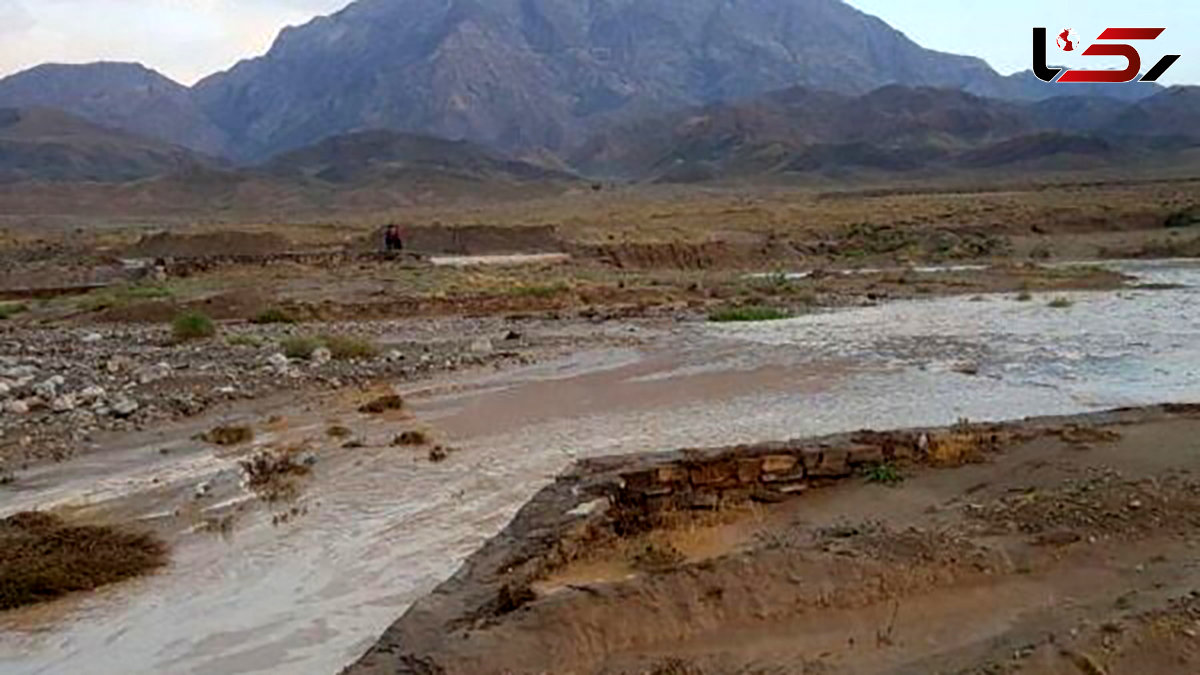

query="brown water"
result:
[2,260,1199,675]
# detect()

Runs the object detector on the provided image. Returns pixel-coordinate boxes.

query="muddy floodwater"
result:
[2,260,1199,675]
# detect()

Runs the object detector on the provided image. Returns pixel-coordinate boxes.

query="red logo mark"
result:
[1033,27,1180,84]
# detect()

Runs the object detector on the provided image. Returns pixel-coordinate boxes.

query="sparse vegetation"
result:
[171,312,217,341]
[251,308,297,324]
[359,393,404,414]
[510,281,570,298]
[864,462,904,486]
[281,335,323,360]
[239,450,312,502]
[0,302,27,320]
[1164,207,1199,229]
[326,425,352,438]
[198,425,254,446]
[1048,297,1074,308]
[393,430,429,446]
[1015,290,1033,302]
[78,283,173,312]
[708,305,790,322]
[0,511,167,610]
[320,333,379,360]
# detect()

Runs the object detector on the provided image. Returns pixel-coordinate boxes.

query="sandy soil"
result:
[348,405,1200,675]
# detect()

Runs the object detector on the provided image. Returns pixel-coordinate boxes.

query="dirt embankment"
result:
[346,404,1200,675]
[127,231,294,259]
[350,225,563,255]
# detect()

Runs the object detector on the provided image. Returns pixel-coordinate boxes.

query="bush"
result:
[320,333,379,360]
[708,305,790,322]
[0,303,27,320]
[864,462,904,485]
[0,511,167,610]
[251,308,296,324]
[1015,291,1033,302]
[172,312,216,341]
[1048,297,1074,308]
[281,335,322,360]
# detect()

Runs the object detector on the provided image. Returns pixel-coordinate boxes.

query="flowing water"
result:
[2,259,1199,675]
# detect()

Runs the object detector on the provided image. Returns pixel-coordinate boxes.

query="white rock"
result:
[0,381,10,398]
[4,399,29,415]
[33,376,64,400]
[3,365,37,379]
[81,332,103,344]
[51,394,77,413]
[106,356,134,374]
[110,395,140,418]
[469,338,494,354]
[310,347,332,365]
[136,362,172,384]
[78,385,106,402]
[384,349,405,362]
[194,482,211,499]
[266,353,289,369]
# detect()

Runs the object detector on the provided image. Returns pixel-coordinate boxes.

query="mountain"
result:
[0,107,215,183]
[0,62,228,156]
[569,85,1200,181]
[190,0,1051,162]
[262,129,572,183]
[1104,86,1200,138]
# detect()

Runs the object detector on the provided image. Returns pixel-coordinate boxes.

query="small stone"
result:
[298,452,318,467]
[310,347,332,365]
[4,399,29,415]
[81,332,103,344]
[266,353,289,369]
[50,394,77,413]
[110,395,140,418]
[33,375,64,400]
[78,385,106,402]
[469,338,493,355]
[0,381,9,398]
[194,481,211,499]
[503,330,522,341]
[384,349,405,363]
[106,356,134,374]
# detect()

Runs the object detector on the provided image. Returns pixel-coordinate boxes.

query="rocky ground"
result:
[0,317,640,468]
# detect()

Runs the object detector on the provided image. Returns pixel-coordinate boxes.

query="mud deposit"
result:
[1,261,1198,675]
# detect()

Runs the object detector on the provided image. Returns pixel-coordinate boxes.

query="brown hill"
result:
[570,85,1200,181]
[0,107,214,183]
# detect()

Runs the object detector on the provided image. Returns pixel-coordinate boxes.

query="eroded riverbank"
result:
[1,260,1198,674]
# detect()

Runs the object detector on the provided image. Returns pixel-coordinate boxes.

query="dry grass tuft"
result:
[0,511,167,610]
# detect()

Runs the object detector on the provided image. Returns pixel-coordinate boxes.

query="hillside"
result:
[0,107,214,183]
[570,85,1200,181]
[189,0,1030,161]
[262,129,572,183]
[0,62,228,156]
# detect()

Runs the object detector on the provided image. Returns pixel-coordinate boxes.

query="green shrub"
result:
[864,462,904,486]
[171,312,216,341]
[251,308,296,324]
[0,303,28,320]
[1015,291,1033,302]
[320,333,379,360]
[1047,297,1074,308]
[511,282,569,298]
[708,305,790,322]
[281,335,322,360]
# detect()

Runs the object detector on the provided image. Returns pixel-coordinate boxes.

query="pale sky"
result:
[0,0,1195,86]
